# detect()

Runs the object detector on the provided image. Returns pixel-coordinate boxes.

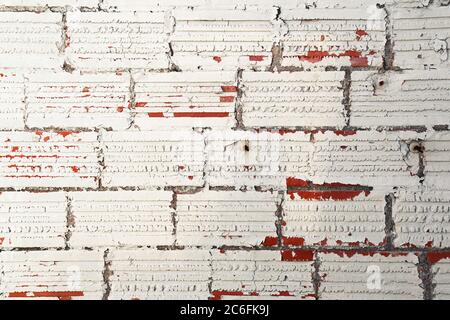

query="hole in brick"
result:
[410,142,425,153]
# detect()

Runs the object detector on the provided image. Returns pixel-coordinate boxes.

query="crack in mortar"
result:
[418,252,436,300]
[102,249,112,300]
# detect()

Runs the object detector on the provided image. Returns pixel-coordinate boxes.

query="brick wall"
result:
[0,0,449,300]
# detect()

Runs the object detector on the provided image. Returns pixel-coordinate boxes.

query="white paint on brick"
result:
[66,11,170,71]
[0,12,63,69]
[0,70,24,130]
[351,70,450,128]
[206,130,420,188]
[393,7,450,70]
[0,192,66,248]
[211,250,315,299]
[102,130,204,187]
[280,8,386,69]
[310,130,421,187]
[69,191,174,248]
[133,71,237,130]
[423,132,450,188]
[26,71,131,130]
[283,190,386,246]
[176,190,279,246]
[205,130,291,188]
[0,250,104,300]
[318,252,422,300]
[171,9,275,71]
[101,0,208,10]
[108,249,211,300]
[0,131,99,188]
[393,188,450,248]
[433,256,450,300]
[0,0,94,6]
[241,71,346,128]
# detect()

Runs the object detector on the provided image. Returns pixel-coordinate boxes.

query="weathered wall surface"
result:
[0,0,449,300]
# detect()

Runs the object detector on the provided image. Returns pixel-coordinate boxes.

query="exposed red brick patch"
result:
[8,291,84,300]
[427,252,450,265]
[262,236,278,247]
[249,55,266,61]
[71,166,80,173]
[334,130,357,136]
[210,290,258,300]
[356,29,369,40]
[298,50,370,67]
[281,249,315,261]
[286,178,372,201]
[220,96,235,103]
[135,102,148,108]
[148,112,165,117]
[272,291,294,297]
[221,86,238,92]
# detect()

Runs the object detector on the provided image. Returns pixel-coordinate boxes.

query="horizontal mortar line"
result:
[2,246,450,253]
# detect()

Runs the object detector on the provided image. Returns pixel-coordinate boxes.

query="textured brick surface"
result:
[0,0,449,301]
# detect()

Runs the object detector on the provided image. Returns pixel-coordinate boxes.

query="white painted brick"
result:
[318,252,422,300]
[101,0,386,11]
[211,250,315,299]
[423,132,450,189]
[108,249,211,300]
[309,130,422,187]
[0,12,63,69]
[0,70,25,129]
[102,131,204,187]
[393,188,450,248]
[171,9,275,71]
[176,190,278,246]
[206,130,420,188]
[0,131,99,188]
[350,70,450,128]
[393,7,450,70]
[0,0,94,5]
[205,130,292,188]
[0,192,66,249]
[280,8,386,69]
[0,250,104,300]
[66,11,170,71]
[241,71,345,128]
[283,190,386,246]
[101,0,208,10]
[26,71,131,130]
[433,255,450,300]
[133,71,237,130]
[299,0,388,8]
[69,191,174,247]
